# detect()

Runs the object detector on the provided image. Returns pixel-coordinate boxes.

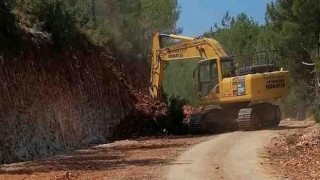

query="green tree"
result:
[0,0,21,53]
[9,0,180,57]
[204,12,261,55]
[13,0,93,48]
[100,0,180,61]
[265,0,320,119]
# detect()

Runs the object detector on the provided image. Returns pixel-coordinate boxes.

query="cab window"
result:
[198,60,219,97]
[199,63,211,82]
[221,57,235,78]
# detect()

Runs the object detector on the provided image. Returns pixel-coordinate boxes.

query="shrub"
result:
[0,0,22,53]
[162,95,188,135]
[313,98,320,123]
[30,0,79,49]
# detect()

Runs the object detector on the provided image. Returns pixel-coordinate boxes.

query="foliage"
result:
[101,0,180,60]
[162,95,188,135]
[282,80,310,120]
[4,0,180,54]
[265,0,320,118]
[30,1,80,48]
[0,0,22,53]
[203,12,261,55]
[267,0,320,53]
[313,100,320,123]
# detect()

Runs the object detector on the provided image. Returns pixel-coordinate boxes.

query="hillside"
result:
[0,28,167,164]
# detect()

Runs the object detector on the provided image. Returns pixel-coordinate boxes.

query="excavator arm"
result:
[149,33,227,99]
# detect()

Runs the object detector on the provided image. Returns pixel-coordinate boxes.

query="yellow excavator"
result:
[150,33,290,133]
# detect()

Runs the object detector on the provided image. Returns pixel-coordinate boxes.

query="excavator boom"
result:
[150,33,227,100]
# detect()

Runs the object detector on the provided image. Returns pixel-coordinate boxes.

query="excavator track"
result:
[188,113,203,133]
[188,108,229,133]
[189,105,275,133]
[188,109,221,133]
[237,108,253,131]
[237,108,261,131]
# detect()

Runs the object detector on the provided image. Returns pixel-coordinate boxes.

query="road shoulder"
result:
[263,118,317,180]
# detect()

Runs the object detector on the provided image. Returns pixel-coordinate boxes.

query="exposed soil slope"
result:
[265,118,318,180]
[0,29,166,164]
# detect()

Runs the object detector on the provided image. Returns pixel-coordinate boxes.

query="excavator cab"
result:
[197,51,282,98]
[197,57,236,97]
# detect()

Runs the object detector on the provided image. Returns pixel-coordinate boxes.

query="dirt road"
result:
[165,130,277,180]
[0,120,312,180]
[0,136,209,180]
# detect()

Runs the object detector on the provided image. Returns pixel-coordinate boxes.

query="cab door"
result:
[198,59,220,98]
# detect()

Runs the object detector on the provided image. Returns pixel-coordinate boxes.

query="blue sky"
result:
[177,0,273,36]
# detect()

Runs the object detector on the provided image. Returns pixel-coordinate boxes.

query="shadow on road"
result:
[0,142,173,175]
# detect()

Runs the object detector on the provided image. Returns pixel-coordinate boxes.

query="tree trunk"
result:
[92,0,96,28]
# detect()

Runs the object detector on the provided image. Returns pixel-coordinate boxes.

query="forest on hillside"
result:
[0,0,180,60]
[0,0,320,120]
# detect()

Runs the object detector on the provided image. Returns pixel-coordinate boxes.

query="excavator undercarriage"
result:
[237,103,281,131]
[188,103,281,133]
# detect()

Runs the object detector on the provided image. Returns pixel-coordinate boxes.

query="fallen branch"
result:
[302,62,316,66]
